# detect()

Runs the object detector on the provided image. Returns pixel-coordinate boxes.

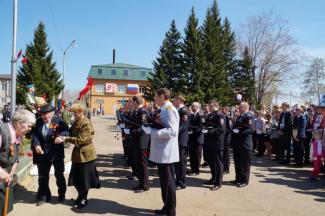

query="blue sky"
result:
[0,0,325,103]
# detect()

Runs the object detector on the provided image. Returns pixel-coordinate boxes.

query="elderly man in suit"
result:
[142,88,179,216]
[32,104,69,205]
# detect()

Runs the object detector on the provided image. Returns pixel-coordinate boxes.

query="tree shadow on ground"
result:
[252,156,325,202]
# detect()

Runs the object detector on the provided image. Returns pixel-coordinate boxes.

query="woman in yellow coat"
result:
[55,102,100,209]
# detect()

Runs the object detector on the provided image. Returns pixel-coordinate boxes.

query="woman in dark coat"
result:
[55,102,100,209]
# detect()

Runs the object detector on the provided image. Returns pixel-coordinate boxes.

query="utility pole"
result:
[10,0,18,116]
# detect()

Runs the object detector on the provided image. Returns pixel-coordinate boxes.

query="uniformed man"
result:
[188,102,205,176]
[278,102,293,165]
[25,84,37,114]
[222,106,232,173]
[231,102,254,188]
[142,88,179,216]
[293,107,306,167]
[173,95,190,190]
[202,104,211,168]
[130,96,150,193]
[203,101,226,190]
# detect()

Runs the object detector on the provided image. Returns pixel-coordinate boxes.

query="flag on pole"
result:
[77,77,93,100]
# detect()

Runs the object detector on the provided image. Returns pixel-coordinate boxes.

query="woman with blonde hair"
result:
[55,102,100,209]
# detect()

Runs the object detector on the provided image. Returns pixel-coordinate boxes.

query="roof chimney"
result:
[113,49,116,64]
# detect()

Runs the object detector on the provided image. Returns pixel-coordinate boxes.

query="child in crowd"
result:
[310,129,325,181]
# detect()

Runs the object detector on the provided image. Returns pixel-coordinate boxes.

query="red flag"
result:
[17,49,22,59]
[21,57,28,64]
[77,77,93,100]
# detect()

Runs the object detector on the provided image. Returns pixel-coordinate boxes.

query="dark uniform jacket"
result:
[178,106,190,147]
[231,112,254,150]
[204,111,226,150]
[297,115,306,139]
[65,116,96,163]
[130,107,150,150]
[278,111,292,135]
[189,112,205,145]
[32,115,69,164]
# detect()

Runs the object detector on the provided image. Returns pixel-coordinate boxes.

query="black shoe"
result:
[127,175,136,180]
[236,182,248,188]
[210,185,221,191]
[154,209,166,215]
[230,180,238,185]
[77,199,88,209]
[132,185,141,190]
[176,185,186,190]
[36,196,51,206]
[188,172,199,176]
[58,195,65,202]
[134,187,149,193]
[203,179,214,185]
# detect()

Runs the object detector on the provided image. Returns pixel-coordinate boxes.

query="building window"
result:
[139,86,145,94]
[123,70,128,76]
[98,68,103,75]
[95,84,104,93]
[111,69,116,75]
[118,84,126,93]
[1,98,6,103]
[141,71,146,77]
[2,84,6,91]
[95,99,104,104]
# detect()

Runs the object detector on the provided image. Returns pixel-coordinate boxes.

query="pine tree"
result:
[221,17,237,105]
[230,47,256,105]
[17,22,63,104]
[145,20,183,99]
[182,7,205,104]
[200,0,226,103]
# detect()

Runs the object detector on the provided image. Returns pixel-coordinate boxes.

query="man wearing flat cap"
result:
[32,104,69,205]
[25,84,37,114]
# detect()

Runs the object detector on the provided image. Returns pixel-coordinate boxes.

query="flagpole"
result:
[10,0,18,116]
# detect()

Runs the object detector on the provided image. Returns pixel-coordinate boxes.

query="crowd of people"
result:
[117,89,325,216]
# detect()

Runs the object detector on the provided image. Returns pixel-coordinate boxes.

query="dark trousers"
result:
[223,132,231,172]
[233,145,251,184]
[127,139,137,176]
[271,138,281,160]
[207,150,224,186]
[256,133,266,156]
[304,131,312,163]
[157,164,176,216]
[189,143,202,173]
[175,146,188,187]
[293,138,304,166]
[280,134,292,163]
[37,158,66,200]
[252,132,257,151]
[136,149,149,189]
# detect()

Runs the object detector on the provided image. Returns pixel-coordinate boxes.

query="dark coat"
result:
[130,107,150,150]
[297,115,306,138]
[205,111,226,150]
[178,106,190,147]
[231,112,254,151]
[32,115,69,164]
[278,111,292,135]
[189,112,205,145]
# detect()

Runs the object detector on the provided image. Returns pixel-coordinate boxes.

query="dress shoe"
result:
[58,195,65,202]
[230,180,238,185]
[176,185,186,190]
[77,199,88,209]
[154,209,166,215]
[134,187,149,193]
[236,182,248,188]
[210,185,221,191]
[36,197,51,206]
[188,172,200,176]
[203,179,214,185]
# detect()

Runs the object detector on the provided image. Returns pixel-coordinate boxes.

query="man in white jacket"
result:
[142,88,179,216]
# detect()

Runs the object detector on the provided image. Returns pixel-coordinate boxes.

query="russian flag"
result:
[127,84,139,94]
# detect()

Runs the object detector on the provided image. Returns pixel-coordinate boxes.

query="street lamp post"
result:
[62,40,76,99]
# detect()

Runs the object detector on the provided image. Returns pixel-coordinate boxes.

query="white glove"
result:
[188,130,193,135]
[202,129,208,134]
[124,128,130,135]
[120,123,125,129]
[142,126,152,135]
[233,129,239,134]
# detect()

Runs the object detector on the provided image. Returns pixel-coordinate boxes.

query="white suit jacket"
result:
[149,101,180,164]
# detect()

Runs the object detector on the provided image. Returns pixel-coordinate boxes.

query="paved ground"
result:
[10,117,325,216]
